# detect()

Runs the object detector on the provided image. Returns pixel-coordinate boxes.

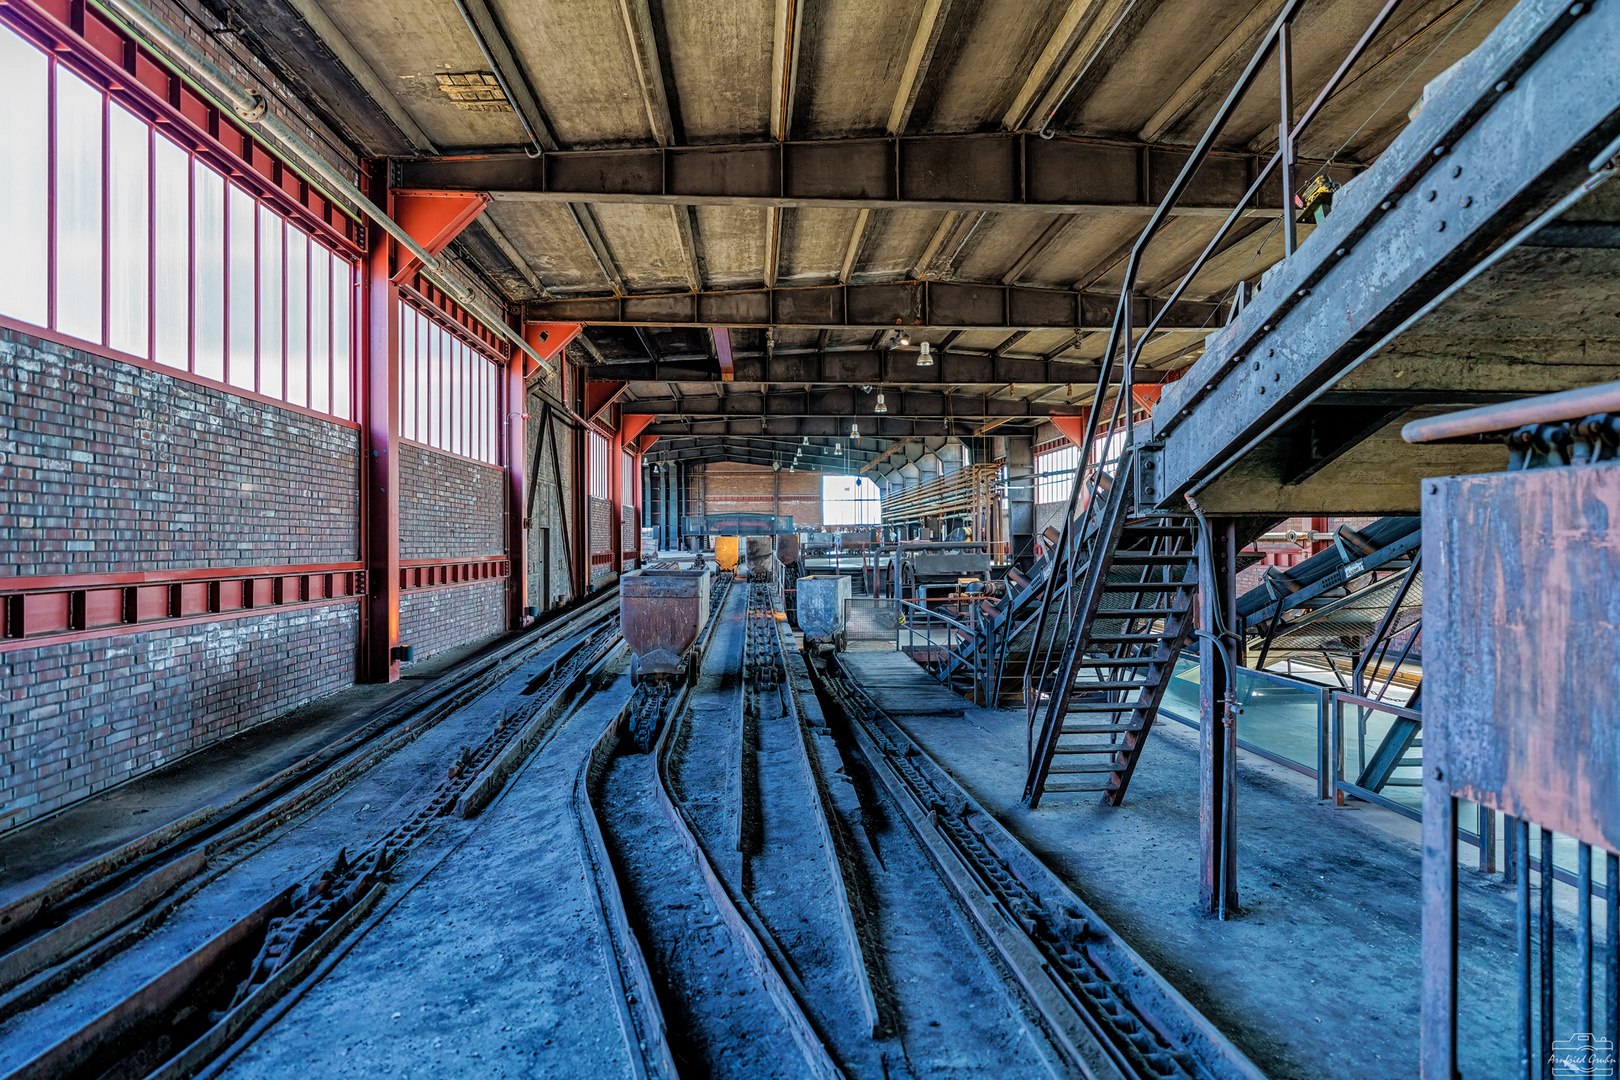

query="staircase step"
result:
[1061,723,1142,734]
[1071,680,1153,691]
[1065,700,1150,712]
[1049,761,1124,774]
[1051,744,1133,754]
[1100,580,1195,592]
[1093,607,1178,618]
[1110,553,1197,564]
[1075,656,1165,666]
[1089,633,1175,643]
[1041,783,1118,793]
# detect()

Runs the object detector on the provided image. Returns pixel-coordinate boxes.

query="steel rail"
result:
[812,654,1269,1080]
[0,590,620,1019]
[1401,379,1620,443]
[1,602,625,1080]
[577,573,847,1079]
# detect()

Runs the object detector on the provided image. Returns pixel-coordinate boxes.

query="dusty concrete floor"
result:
[0,634,507,906]
[221,679,639,1079]
[884,698,1562,1080]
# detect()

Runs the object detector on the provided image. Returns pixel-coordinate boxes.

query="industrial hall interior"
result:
[3,0,1619,1076]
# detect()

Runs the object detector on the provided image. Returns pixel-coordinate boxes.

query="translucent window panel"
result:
[107,104,150,358]
[399,311,414,440]
[54,69,104,344]
[455,343,468,457]
[331,253,351,420]
[487,362,498,464]
[227,184,257,389]
[285,227,308,406]
[421,312,434,443]
[257,206,283,399]
[0,26,49,326]
[436,327,450,449]
[309,247,330,414]
[152,135,189,369]
[192,162,226,381]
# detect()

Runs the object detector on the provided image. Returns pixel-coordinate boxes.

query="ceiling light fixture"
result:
[917,341,932,367]
[897,331,911,348]
[851,422,860,441]
[874,393,888,414]
[802,436,809,445]
[834,442,843,455]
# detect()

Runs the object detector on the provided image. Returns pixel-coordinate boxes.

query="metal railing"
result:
[895,597,976,688]
[1330,691,1423,819]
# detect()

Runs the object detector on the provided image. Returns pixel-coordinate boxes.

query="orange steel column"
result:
[361,161,401,682]
[505,343,528,628]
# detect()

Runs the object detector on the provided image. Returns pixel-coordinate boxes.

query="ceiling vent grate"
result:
[435,72,512,112]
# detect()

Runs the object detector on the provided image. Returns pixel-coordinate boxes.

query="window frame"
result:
[0,7,362,428]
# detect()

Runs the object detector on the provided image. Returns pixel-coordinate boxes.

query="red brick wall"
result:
[0,329,359,574]
[0,596,358,831]
[398,581,506,662]
[702,462,822,529]
[398,443,508,657]
[0,331,366,830]
[399,443,504,560]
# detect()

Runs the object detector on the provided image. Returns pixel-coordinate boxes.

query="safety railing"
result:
[1163,662,1334,799]
[1019,0,1407,737]
[895,598,976,688]
[1330,691,1423,820]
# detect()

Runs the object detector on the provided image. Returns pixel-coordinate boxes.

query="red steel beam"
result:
[362,162,402,682]
[0,563,365,653]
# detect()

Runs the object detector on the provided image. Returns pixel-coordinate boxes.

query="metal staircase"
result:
[1022,450,1200,809]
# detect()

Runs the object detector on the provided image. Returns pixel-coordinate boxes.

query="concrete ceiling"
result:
[210,0,1519,466]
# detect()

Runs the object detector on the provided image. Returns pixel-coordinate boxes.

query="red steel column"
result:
[361,161,401,682]
[505,344,528,628]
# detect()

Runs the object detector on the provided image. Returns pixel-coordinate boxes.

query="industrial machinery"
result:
[620,567,712,752]
[714,536,741,573]
[744,535,776,581]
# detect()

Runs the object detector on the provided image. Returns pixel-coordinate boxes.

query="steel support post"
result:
[1005,435,1036,569]
[361,162,401,683]
[505,346,528,628]
[1421,767,1459,1080]
[1198,518,1240,916]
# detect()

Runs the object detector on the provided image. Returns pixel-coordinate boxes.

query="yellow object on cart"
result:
[714,536,741,572]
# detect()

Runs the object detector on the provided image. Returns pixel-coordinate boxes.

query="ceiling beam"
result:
[587,350,1179,386]
[529,282,1223,332]
[395,134,1356,217]
[653,434,882,459]
[646,417,1022,438]
[889,0,955,135]
[623,388,1069,419]
[648,446,863,470]
[283,0,437,154]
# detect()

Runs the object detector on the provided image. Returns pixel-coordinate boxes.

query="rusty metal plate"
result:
[1426,463,1620,849]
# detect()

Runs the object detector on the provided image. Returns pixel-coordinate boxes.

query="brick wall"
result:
[0,602,358,831]
[399,443,504,560]
[702,462,822,529]
[398,442,508,655]
[399,581,506,661]
[0,328,359,576]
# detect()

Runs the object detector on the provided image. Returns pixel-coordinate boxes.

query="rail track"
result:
[4,567,1269,1080]
[811,651,1268,1080]
[0,591,622,1080]
[579,575,1262,1079]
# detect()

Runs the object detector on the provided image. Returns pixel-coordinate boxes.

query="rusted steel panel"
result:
[744,536,775,579]
[776,534,801,566]
[714,537,741,572]
[620,569,711,678]
[1426,463,1620,851]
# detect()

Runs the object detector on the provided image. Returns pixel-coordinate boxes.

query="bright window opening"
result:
[822,475,881,525]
